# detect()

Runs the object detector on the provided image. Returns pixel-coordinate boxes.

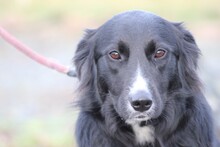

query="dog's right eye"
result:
[109,51,121,60]
[154,49,166,59]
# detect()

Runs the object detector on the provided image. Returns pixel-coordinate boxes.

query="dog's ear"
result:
[74,29,97,91]
[174,23,201,91]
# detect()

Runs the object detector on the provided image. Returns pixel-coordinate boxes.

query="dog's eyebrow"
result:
[146,40,174,53]
[118,41,129,53]
[145,40,156,54]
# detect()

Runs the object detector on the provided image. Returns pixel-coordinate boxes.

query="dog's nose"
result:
[131,99,152,112]
[130,91,153,112]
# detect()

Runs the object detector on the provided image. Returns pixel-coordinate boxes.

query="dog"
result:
[73,10,219,147]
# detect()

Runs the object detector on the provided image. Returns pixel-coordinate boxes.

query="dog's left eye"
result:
[154,49,166,59]
[109,51,121,60]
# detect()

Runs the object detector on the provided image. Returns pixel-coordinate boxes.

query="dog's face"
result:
[95,12,179,125]
[75,11,199,126]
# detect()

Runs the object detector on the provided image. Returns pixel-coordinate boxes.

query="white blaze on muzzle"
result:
[129,65,152,98]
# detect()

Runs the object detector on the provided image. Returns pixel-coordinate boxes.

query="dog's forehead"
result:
[100,11,167,34]
[96,11,175,47]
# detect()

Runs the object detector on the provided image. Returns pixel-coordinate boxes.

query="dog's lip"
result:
[128,113,150,120]
[135,115,147,119]
[135,115,146,118]
[125,114,160,126]
[126,115,149,123]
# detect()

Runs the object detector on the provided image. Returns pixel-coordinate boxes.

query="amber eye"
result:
[109,51,121,60]
[154,49,166,59]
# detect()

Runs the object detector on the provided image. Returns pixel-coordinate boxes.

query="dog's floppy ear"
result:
[174,23,201,91]
[74,29,97,91]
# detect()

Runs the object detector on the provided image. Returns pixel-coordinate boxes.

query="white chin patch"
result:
[132,123,155,145]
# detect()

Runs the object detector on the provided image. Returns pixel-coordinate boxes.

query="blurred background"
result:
[0,0,220,146]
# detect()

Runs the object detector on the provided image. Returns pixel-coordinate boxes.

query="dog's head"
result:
[74,11,200,126]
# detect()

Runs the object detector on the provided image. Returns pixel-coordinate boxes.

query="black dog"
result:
[73,10,219,147]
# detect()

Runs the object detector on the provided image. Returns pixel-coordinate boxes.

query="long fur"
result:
[73,11,219,147]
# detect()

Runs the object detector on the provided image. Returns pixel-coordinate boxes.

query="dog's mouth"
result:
[125,114,159,127]
[125,114,149,124]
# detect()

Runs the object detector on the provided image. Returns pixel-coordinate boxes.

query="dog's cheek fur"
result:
[98,75,129,121]
[97,60,124,97]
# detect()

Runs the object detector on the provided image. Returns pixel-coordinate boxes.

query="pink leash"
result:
[0,26,76,77]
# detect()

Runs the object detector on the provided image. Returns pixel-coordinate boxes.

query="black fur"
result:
[73,10,219,147]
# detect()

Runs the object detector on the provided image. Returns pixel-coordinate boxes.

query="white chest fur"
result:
[132,124,155,145]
